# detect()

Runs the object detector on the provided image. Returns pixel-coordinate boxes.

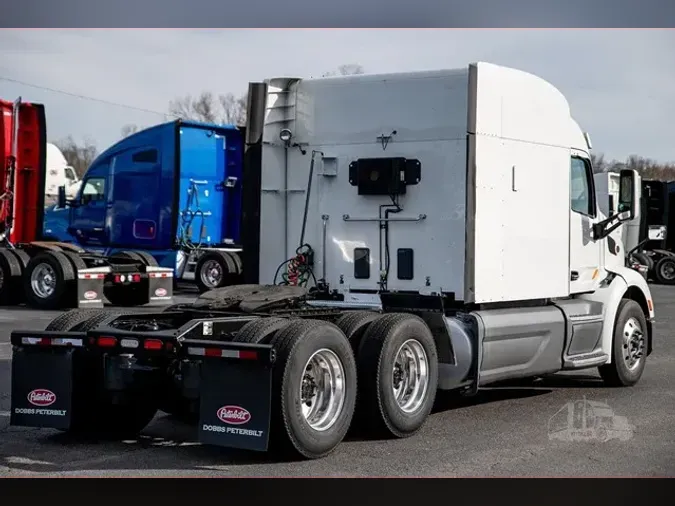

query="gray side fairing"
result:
[436,298,606,390]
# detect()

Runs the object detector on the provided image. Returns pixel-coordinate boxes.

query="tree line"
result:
[53,62,675,183]
[53,64,365,176]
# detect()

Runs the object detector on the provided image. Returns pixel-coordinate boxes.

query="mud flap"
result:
[146,266,174,306]
[10,348,74,430]
[76,267,109,309]
[198,358,272,452]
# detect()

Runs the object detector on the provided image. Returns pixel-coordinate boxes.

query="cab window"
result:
[81,177,106,204]
[571,157,595,217]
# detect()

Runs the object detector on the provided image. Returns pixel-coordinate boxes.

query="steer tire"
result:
[268,319,357,459]
[356,313,438,439]
[598,299,648,387]
[194,251,237,293]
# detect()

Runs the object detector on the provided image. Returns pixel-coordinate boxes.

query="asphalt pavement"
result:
[0,286,673,477]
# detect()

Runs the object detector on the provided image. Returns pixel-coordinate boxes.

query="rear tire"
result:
[22,251,74,310]
[268,319,357,459]
[599,299,647,387]
[356,313,438,439]
[654,256,675,285]
[232,317,290,344]
[0,249,24,305]
[335,311,380,352]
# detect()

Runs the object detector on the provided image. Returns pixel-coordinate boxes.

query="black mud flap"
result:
[76,267,108,309]
[10,348,74,430]
[146,267,174,306]
[198,358,272,452]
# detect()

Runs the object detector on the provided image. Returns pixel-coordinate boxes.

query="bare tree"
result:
[53,136,98,177]
[590,152,607,173]
[120,124,140,138]
[168,91,247,126]
[591,152,675,181]
[168,63,366,127]
[322,63,365,77]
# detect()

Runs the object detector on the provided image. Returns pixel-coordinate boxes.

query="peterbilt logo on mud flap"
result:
[27,389,56,407]
[83,290,98,300]
[217,406,251,425]
[155,288,167,297]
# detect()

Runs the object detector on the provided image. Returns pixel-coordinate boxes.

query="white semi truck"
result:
[9,62,654,460]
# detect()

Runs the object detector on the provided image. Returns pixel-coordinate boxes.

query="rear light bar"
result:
[78,273,105,280]
[148,272,172,279]
[20,337,83,347]
[187,347,258,360]
[93,336,172,351]
[113,273,142,283]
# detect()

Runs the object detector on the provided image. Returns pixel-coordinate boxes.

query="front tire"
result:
[356,313,438,439]
[599,299,647,387]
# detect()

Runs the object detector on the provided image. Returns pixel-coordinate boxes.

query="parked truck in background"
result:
[595,170,675,284]
[45,142,80,202]
[41,119,245,293]
[0,97,174,309]
[8,63,654,460]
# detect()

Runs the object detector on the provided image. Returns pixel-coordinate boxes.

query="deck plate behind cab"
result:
[191,284,309,312]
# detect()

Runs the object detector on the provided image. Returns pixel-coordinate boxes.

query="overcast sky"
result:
[0,29,673,163]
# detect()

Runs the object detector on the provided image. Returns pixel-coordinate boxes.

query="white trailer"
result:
[8,62,655,460]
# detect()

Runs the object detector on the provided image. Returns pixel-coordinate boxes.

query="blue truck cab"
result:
[45,119,245,292]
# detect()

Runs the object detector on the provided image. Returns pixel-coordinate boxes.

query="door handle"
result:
[571,271,579,281]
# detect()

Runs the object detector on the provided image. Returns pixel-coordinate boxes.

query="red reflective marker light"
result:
[239,350,258,360]
[132,274,141,283]
[143,339,163,350]
[205,348,222,357]
[97,336,117,347]
[38,337,51,346]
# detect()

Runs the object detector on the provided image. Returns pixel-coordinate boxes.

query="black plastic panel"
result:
[354,248,370,279]
[397,248,414,280]
[349,158,421,195]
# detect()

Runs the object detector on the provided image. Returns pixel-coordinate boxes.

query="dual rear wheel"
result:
[234,312,439,459]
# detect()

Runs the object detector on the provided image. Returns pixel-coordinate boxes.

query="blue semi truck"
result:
[44,119,245,293]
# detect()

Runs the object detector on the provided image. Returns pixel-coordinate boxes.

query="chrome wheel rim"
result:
[392,339,429,414]
[622,317,645,371]
[200,260,222,288]
[300,348,346,431]
[30,263,57,299]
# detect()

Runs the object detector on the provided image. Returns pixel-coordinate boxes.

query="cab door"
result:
[569,154,602,294]
[68,162,108,246]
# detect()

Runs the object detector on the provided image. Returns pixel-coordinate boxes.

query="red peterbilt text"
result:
[217,406,251,425]
[27,389,56,407]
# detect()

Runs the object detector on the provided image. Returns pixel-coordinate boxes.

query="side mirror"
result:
[57,185,67,209]
[618,169,635,221]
